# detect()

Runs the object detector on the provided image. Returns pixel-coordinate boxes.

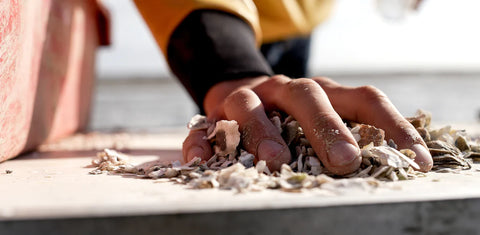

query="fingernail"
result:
[411,144,433,172]
[327,141,360,167]
[257,140,290,170]
[187,146,204,162]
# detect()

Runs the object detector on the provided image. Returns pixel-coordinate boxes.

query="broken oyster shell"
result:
[89,148,137,174]
[207,120,241,156]
[342,143,419,181]
[350,124,385,148]
[187,114,211,130]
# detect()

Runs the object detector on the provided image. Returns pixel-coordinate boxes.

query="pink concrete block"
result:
[0,0,109,162]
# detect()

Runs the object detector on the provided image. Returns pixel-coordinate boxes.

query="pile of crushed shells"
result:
[90,110,480,193]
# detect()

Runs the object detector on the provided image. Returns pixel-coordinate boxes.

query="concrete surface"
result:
[2,72,480,234]
[1,127,480,234]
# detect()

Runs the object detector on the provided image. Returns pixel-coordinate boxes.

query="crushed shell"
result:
[90,110,480,193]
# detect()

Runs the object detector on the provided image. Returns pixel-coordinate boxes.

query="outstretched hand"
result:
[182,75,433,175]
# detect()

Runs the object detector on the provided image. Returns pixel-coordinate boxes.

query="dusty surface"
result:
[1,126,480,221]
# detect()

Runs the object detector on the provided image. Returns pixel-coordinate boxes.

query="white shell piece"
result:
[207,120,241,156]
[189,172,202,179]
[396,167,407,179]
[270,116,283,134]
[185,157,202,167]
[189,173,219,189]
[164,168,180,178]
[305,156,322,175]
[217,163,260,192]
[350,126,361,143]
[90,149,138,174]
[297,154,304,172]
[355,165,373,178]
[362,144,420,169]
[148,168,167,178]
[371,165,389,178]
[289,161,298,170]
[388,170,399,181]
[187,114,211,130]
[305,156,320,168]
[280,164,295,179]
[350,125,360,134]
[255,160,267,174]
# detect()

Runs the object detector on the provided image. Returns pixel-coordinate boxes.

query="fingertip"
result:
[186,146,206,162]
[411,144,433,172]
[182,129,212,163]
[257,140,291,171]
[326,141,362,175]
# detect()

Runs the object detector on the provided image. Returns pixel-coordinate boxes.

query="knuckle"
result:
[261,75,291,89]
[223,88,255,107]
[284,78,320,95]
[356,85,389,104]
[269,74,291,84]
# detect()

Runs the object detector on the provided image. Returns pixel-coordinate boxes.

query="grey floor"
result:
[89,73,480,131]
[89,78,197,131]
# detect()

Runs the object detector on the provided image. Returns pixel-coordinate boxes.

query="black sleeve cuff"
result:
[167,10,273,111]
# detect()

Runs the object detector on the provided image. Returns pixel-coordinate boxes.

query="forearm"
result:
[166,10,272,110]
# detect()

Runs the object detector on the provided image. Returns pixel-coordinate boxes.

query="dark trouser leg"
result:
[260,36,312,78]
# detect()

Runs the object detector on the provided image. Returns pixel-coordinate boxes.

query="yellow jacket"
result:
[134,0,334,55]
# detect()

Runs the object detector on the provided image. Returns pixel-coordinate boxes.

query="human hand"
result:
[182,75,433,175]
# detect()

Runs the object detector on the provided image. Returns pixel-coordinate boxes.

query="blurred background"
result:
[91,0,480,131]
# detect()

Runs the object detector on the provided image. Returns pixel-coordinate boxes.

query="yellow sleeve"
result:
[133,0,261,55]
[254,0,334,43]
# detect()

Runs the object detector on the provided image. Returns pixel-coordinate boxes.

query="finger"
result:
[203,76,270,118]
[257,76,362,175]
[223,88,291,171]
[182,129,213,163]
[314,77,433,172]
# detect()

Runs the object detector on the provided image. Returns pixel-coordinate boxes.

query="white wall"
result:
[310,0,480,74]
[97,0,170,78]
[97,0,480,78]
